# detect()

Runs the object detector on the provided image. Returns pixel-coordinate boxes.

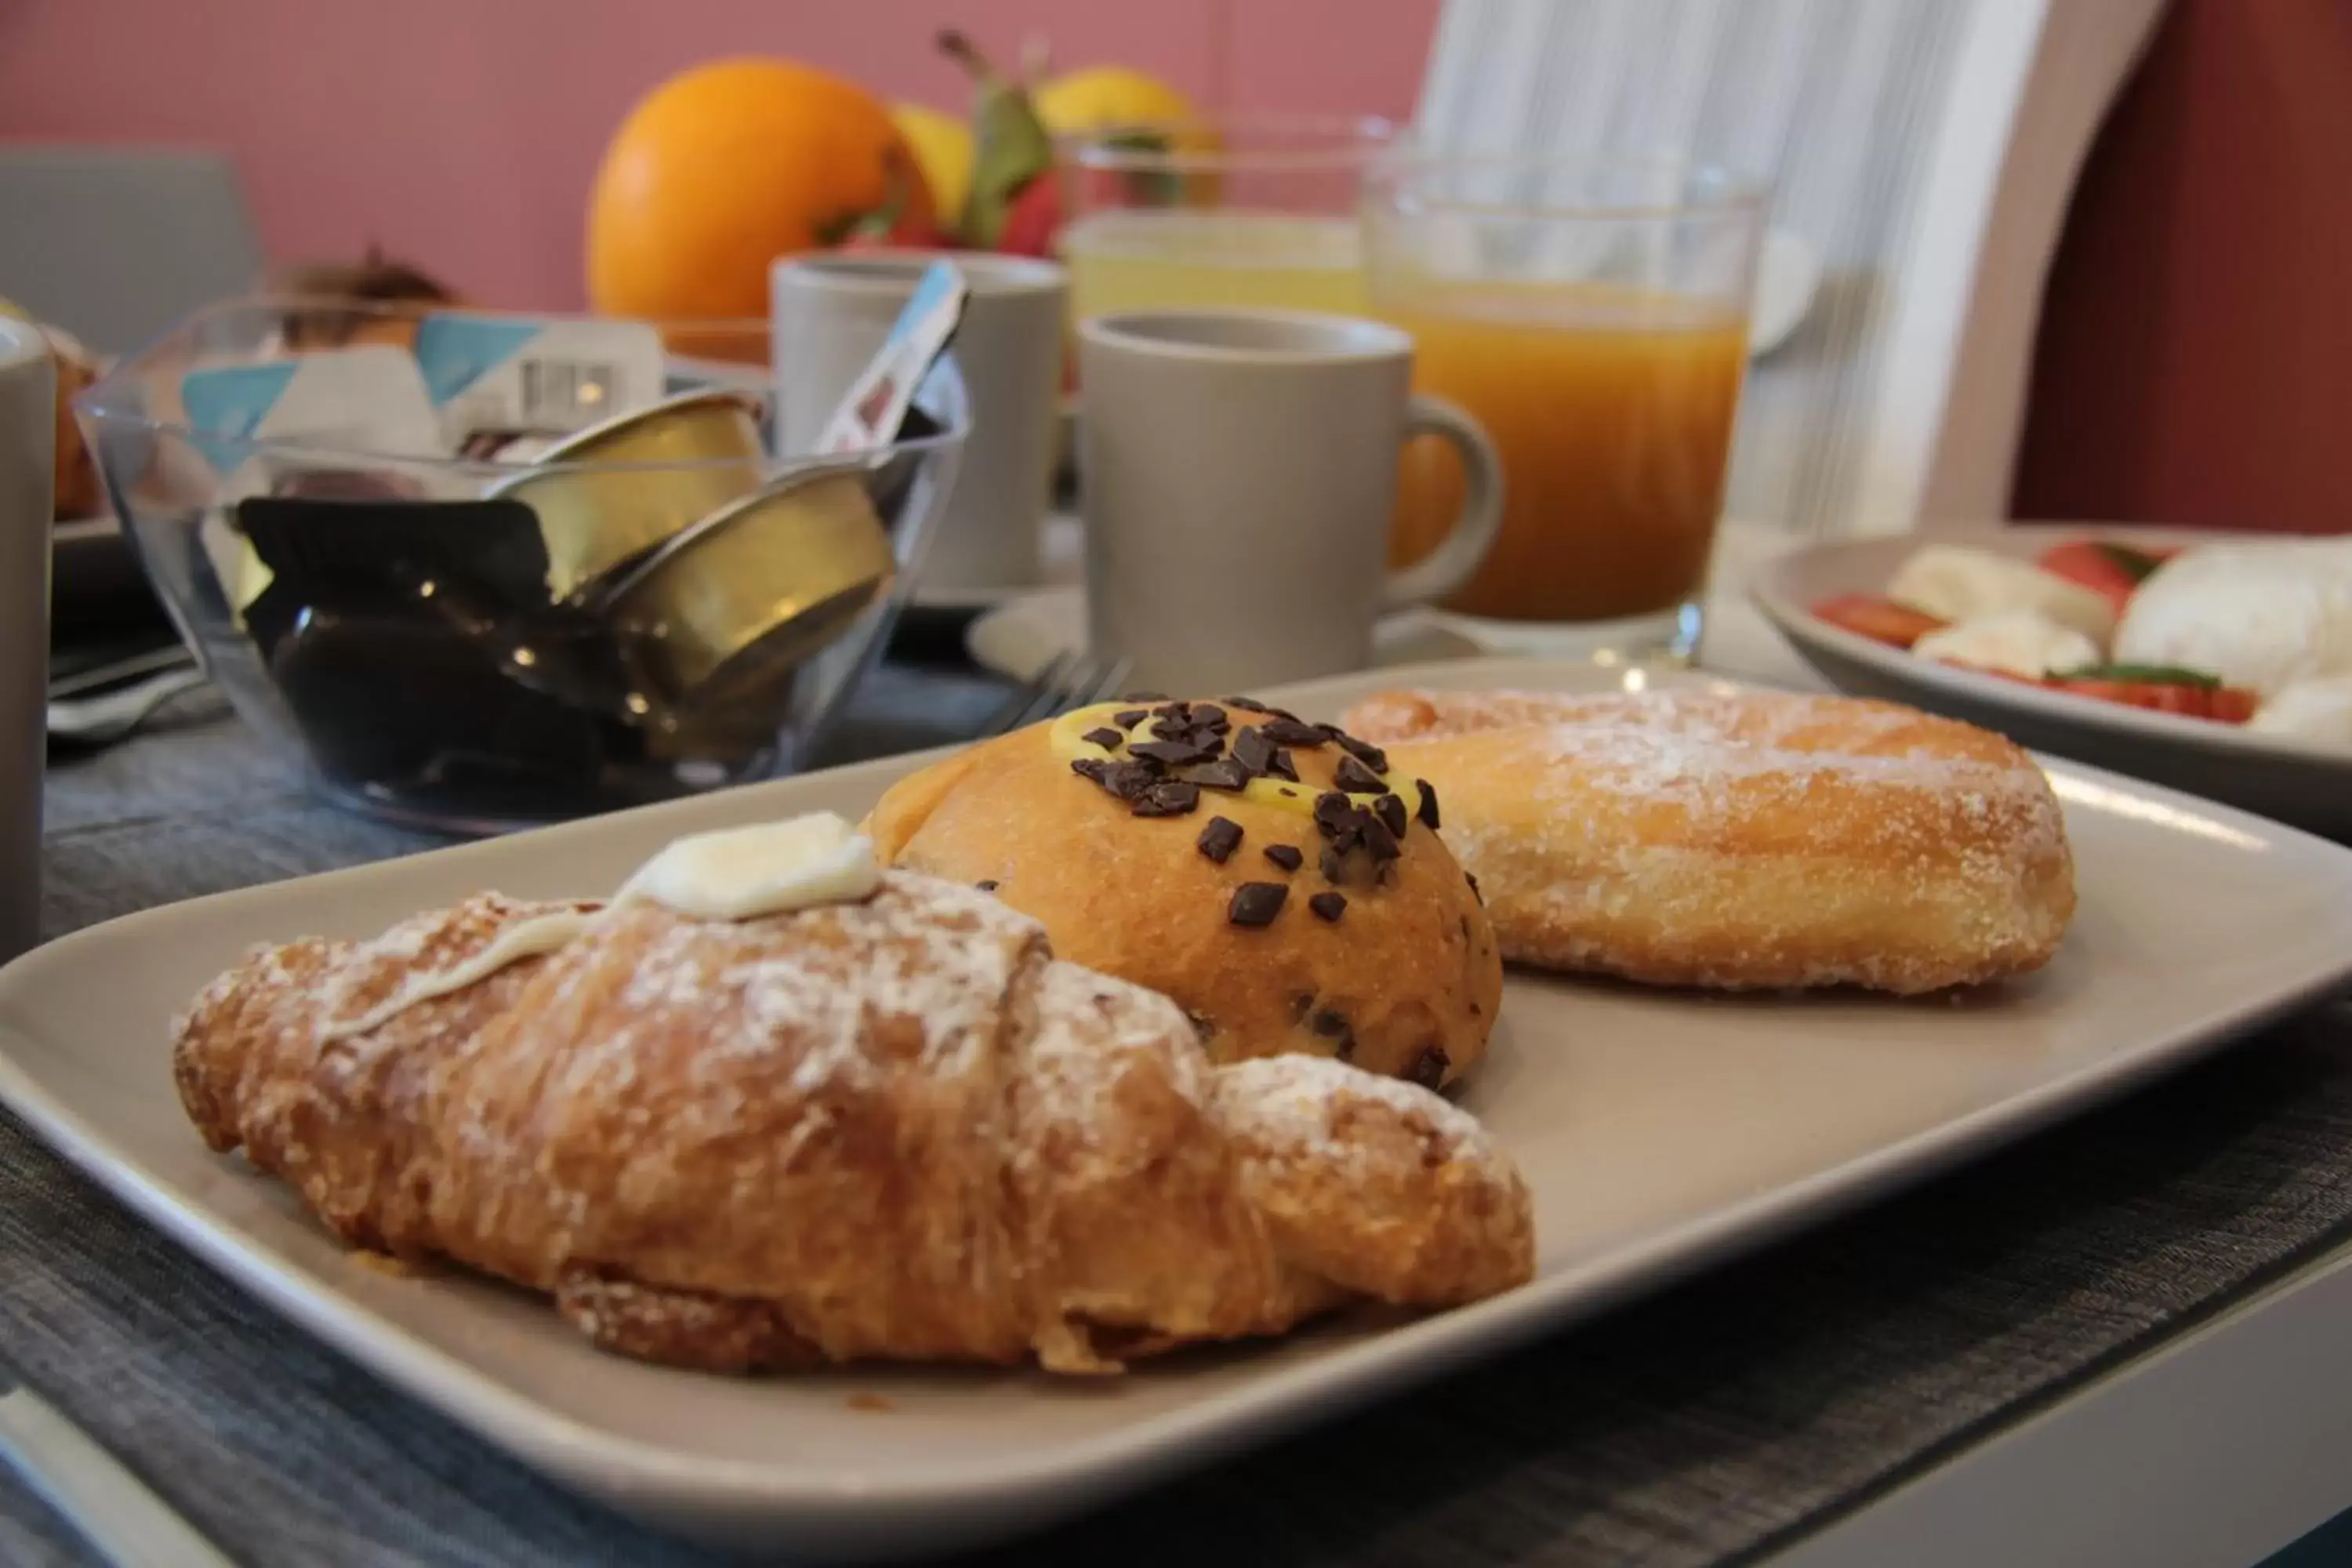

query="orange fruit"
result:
[586,59,932,320]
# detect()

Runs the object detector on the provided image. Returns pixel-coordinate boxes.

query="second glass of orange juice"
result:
[1367,157,1763,653]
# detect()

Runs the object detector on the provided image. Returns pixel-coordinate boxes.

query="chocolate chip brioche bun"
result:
[865,697,1501,1087]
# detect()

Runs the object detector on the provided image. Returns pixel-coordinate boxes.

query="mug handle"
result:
[1381,393,1505,612]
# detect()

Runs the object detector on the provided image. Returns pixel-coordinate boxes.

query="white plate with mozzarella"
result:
[1752,523,2352,837]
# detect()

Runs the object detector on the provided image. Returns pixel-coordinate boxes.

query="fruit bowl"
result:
[74,299,967,833]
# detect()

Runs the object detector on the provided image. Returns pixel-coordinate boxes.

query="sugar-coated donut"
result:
[1343,688,2076,993]
[866,697,1501,1086]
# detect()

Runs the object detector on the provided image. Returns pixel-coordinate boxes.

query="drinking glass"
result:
[1367,155,1765,655]
[1061,116,1398,321]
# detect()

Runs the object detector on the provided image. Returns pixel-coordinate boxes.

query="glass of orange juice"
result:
[1060,116,1397,321]
[1367,156,1764,655]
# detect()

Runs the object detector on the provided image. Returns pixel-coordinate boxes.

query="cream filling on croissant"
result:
[321,812,881,1040]
[321,907,602,1040]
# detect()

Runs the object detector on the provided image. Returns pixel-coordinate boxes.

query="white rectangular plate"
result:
[6,657,2351,1561]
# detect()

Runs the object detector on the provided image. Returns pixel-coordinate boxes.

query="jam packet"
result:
[818,260,971,455]
[412,311,667,456]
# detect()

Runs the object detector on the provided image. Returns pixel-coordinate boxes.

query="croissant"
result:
[173,870,1533,1375]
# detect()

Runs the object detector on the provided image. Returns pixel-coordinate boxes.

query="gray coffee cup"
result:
[1077,310,1503,693]
[0,320,52,960]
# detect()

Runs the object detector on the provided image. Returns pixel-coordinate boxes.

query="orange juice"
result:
[1385,287,1747,622]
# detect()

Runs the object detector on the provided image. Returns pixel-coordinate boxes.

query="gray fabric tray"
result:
[8,686,2352,1566]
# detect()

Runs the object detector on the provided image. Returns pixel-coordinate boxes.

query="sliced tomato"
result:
[2208,687,2261,724]
[1811,592,1946,649]
[2042,675,2260,724]
[2034,539,2179,619]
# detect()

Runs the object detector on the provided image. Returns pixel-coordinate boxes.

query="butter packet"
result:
[179,345,441,476]
[180,343,448,517]
[179,344,446,615]
[818,260,970,455]
[413,311,666,454]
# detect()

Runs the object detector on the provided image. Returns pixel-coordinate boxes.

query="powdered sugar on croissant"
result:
[173,846,1531,1375]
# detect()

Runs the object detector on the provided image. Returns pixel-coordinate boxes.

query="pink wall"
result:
[0,0,1438,311]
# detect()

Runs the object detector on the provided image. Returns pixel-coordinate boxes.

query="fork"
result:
[978,649,1135,738]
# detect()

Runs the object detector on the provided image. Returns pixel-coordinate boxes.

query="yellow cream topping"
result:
[1048,702,1428,822]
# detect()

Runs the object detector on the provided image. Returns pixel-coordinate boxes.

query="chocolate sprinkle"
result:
[1466,872,1483,903]
[1374,793,1408,840]
[1416,779,1441,829]
[1258,717,1327,748]
[1221,696,1275,713]
[1196,815,1243,863]
[1312,792,1356,835]
[1333,754,1386,795]
[1265,748,1299,782]
[1319,846,1351,885]
[1192,703,1228,728]
[1081,727,1125,750]
[1131,738,1216,768]
[1132,780,1201,817]
[1228,882,1287,927]
[1332,732,1389,772]
[976,880,999,892]
[1407,1046,1450,1090]
[1112,709,1148,729]
[1359,815,1401,862]
[1262,844,1304,872]
[1308,891,1347,923]
[1230,727,1274,775]
[1184,757,1251,792]
[1099,760,1157,800]
[1070,757,1109,783]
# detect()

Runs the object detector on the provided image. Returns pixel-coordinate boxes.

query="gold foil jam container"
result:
[604,460,898,704]
[485,388,764,601]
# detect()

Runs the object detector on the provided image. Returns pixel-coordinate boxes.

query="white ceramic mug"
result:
[773,251,1065,597]
[0,320,53,960]
[1076,309,1503,692]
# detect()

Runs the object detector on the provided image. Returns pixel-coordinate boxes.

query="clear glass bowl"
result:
[74,300,967,833]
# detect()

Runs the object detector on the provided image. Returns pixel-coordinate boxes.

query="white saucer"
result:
[961,515,1820,688]
[964,585,1486,684]
[1749,227,1821,359]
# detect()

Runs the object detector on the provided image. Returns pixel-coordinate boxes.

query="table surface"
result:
[9,651,2352,1568]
